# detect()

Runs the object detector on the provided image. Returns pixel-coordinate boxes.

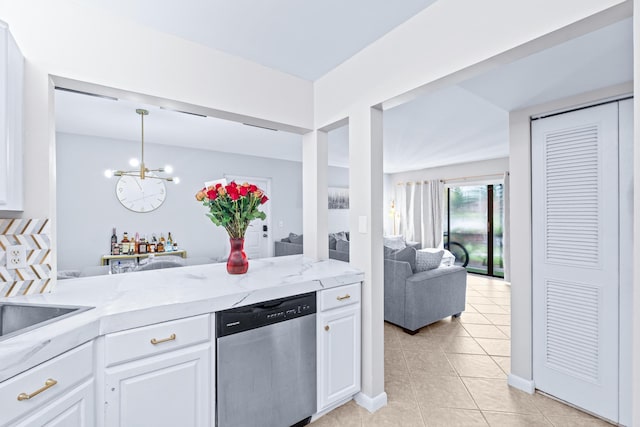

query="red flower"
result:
[260,195,269,204]
[229,192,239,200]
[215,183,222,190]
[206,189,218,200]
[249,185,257,192]
[239,186,249,196]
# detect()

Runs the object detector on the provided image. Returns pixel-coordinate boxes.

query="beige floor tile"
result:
[435,336,487,355]
[385,349,408,375]
[466,296,495,305]
[482,411,551,426]
[546,415,615,426]
[496,325,511,338]
[465,304,478,313]
[312,400,365,426]
[486,297,511,305]
[531,393,605,421]
[457,312,493,325]
[428,320,470,336]
[397,332,443,353]
[499,304,511,313]
[385,377,417,403]
[463,378,540,415]
[470,304,509,314]
[421,407,488,426]
[476,338,511,356]
[491,356,511,375]
[446,354,506,379]
[462,324,509,339]
[483,313,511,326]
[404,350,457,376]
[360,400,425,426]
[412,373,478,410]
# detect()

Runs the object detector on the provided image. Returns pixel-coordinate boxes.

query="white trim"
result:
[354,391,388,413]
[508,374,535,394]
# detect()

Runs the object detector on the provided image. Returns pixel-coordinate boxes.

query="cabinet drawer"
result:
[0,341,93,427]
[105,314,210,366]
[319,282,361,311]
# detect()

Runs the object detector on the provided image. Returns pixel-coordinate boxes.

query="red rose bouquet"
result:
[195,181,268,239]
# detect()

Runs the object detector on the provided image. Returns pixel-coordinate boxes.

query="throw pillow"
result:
[289,232,303,245]
[416,249,444,272]
[384,246,417,273]
[383,235,406,250]
[336,239,350,253]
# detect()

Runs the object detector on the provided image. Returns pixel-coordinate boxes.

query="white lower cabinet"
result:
[103,315,211,427]
[0,342,95,427]
[317,282,361,412]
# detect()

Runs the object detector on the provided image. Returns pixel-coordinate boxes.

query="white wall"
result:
[0,0,313,220]
[56,133,306,271]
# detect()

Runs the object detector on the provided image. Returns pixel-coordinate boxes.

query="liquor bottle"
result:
[149,234,158,253]
[111,228,117,255]
[138,236,148,254]
[166,232,173,252]
[134,232,140,254]
[121,232,130,254]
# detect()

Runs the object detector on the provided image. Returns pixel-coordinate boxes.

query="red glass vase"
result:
[227,237,249,274]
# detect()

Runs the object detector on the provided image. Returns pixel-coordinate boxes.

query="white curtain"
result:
[421,180,444,248]
[503,172,511,281]
[395,180,444,247]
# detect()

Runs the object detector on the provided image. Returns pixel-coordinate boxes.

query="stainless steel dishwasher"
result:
[216,292,316,427]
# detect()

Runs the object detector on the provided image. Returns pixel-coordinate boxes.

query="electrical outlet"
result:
[6,245,27,270]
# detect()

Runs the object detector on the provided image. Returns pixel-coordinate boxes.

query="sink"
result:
[0,303,93,341]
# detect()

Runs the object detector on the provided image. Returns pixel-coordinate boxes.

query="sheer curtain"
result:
[394,180,444,247]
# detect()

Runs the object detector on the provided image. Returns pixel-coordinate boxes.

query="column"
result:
[302,130,329,260]
[349,106,387,411]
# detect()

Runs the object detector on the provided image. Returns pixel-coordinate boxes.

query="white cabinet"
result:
[317,282,361,412]
[0,20,23,211]
[0,342,95,427]
[103,315,212,427]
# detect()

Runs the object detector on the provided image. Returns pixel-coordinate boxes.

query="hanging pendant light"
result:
[104,109,179,183]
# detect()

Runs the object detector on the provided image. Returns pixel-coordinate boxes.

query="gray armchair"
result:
[384,258,467,334]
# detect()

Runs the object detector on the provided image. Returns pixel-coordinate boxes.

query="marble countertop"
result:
[0,255,363,382]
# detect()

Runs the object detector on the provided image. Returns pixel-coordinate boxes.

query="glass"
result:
[448,186,488,275]
[493,184,505,278]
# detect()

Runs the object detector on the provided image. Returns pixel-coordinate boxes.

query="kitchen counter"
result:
[0,255,363,382]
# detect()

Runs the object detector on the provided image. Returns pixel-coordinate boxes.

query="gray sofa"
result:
[384,251,467,334]
[274,232,350,262]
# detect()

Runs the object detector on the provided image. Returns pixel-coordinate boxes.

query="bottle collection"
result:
[110,228,177,255]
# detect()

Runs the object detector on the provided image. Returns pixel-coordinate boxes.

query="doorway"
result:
[445,184,504,277]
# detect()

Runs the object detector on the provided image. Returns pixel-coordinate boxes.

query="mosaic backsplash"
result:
[0,218,52,297]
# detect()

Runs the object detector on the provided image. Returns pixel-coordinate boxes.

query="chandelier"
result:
[104,109,179,183]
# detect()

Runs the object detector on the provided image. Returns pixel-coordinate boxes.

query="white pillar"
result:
[349,106,387,412]
[302,130,329,260]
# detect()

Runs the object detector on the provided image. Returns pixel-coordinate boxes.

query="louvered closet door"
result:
[532,102,619,422]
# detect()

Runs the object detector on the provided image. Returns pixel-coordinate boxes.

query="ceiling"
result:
[80,0,438,81]
[55,12,632,174]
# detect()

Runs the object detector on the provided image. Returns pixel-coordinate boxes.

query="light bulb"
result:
[173,177,180,184]
[164,165,173,174]
[129,158,140,167]
[104,169,114,178]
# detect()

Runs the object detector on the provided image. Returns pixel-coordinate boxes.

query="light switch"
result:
[358,216,367,234]
[6,245,27,269]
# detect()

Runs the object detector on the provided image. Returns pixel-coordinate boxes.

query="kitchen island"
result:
[0,255,363,426]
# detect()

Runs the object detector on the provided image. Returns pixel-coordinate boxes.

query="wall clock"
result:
[116,174,166,213]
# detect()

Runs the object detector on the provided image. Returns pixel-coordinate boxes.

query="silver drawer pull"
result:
[17,378,57,401]
[336,294,351,301]
[150,333,176,345]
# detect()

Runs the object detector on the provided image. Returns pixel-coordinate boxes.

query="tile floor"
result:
[312,274,613,426]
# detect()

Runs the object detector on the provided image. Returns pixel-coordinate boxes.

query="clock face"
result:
[116,174,167,213]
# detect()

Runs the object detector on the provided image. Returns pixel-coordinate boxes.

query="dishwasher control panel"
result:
[216,292,316,337]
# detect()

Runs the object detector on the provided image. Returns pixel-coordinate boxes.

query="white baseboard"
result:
[508,374,535,394]
[354,391,388,413]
